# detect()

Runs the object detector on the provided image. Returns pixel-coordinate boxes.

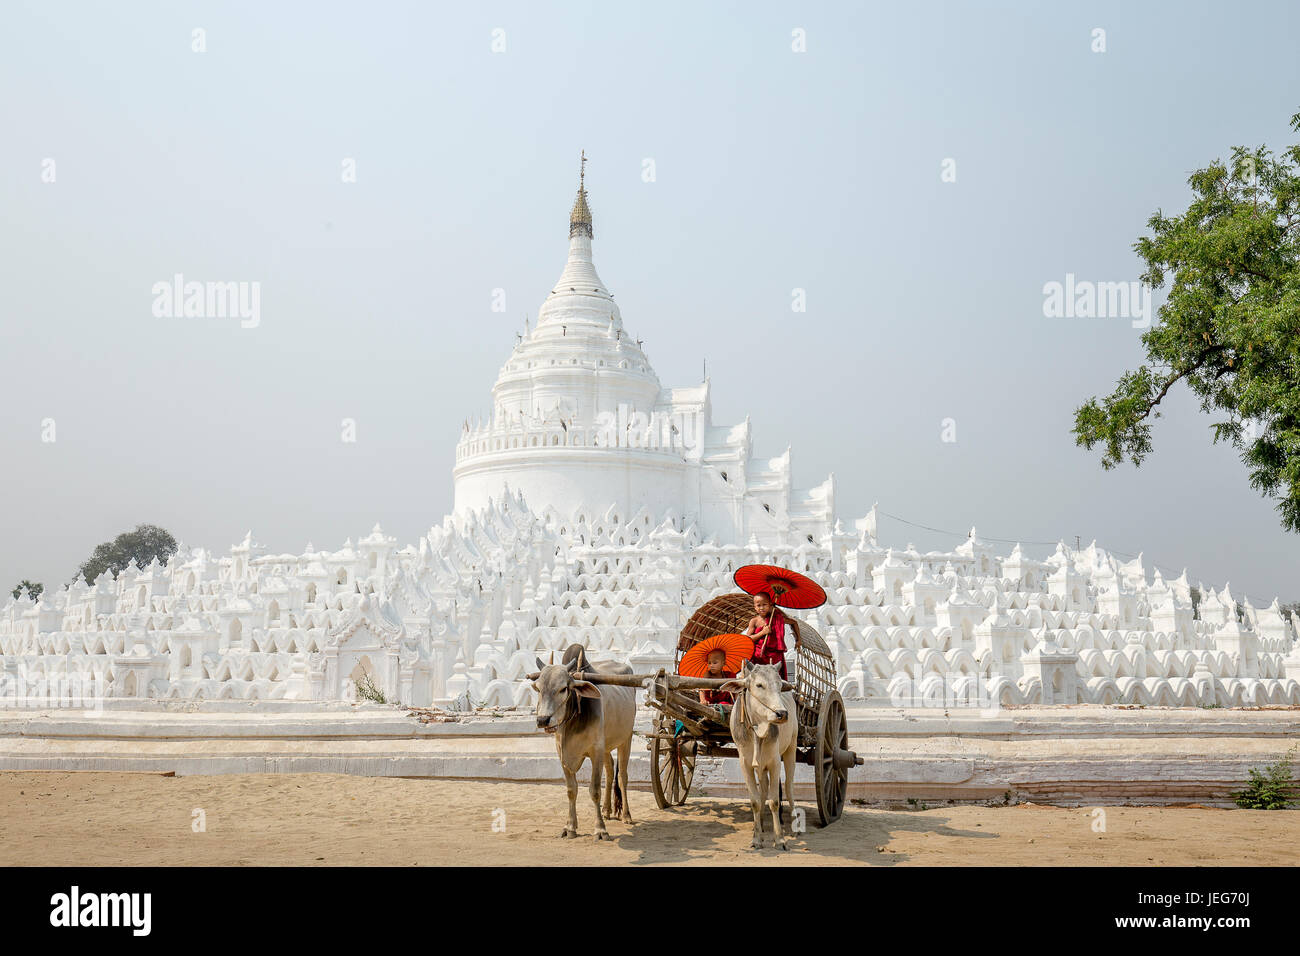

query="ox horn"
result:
[549,650,555,666]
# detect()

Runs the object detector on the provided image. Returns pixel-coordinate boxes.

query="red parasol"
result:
[679,633,754,678]
[733,564,827,610]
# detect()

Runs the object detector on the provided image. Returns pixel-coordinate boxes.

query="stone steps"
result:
[2,703,1296,807]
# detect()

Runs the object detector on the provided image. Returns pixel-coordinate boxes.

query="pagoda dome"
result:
[489,155,660,423]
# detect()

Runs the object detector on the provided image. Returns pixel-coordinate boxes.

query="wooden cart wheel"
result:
[651,728,696,808]
[814,690,850,826]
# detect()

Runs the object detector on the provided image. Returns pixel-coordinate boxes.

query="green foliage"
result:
[75,524,178,585]
[1233,747,1297,810]
[354,672,388,704]
[9,580,43,602]
[1074,110,1300,532]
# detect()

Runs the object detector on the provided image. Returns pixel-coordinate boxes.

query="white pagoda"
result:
[453,156,833,545]
[2,160,1297,712]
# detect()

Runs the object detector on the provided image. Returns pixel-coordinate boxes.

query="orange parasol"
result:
[679,633,755,678]
[734,564,827,610]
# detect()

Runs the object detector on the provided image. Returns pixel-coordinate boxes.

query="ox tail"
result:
[612,764,624,817]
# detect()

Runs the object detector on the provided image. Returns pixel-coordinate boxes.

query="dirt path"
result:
[1,771,1296,866]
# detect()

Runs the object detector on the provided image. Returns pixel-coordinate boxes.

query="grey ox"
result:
[721,660,799,849]
[532,645,636,841]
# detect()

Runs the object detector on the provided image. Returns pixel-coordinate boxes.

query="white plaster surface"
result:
[3,176,1296,716]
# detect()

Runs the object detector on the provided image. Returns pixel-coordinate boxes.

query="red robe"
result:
[701,669,737,705]
[748,614,790,680]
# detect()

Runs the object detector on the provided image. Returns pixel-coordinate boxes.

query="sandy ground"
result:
[1,771,1297,866]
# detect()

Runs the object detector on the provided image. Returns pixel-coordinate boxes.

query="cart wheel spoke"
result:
[815,690,851,826]
[652,723,695,809]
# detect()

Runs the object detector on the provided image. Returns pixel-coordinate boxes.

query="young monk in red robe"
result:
[745,591,801,681]
[698,647,736,721]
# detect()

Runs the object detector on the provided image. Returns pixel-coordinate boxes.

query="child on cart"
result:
[698,647,735,721]
[745,590,801,681]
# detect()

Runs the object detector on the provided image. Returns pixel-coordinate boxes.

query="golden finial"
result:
[569,150,593,239]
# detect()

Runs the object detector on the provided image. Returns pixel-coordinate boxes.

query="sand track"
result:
[1,771,1296,866]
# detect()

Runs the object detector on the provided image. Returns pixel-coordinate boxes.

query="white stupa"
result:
[2,159,1297,711]
[453,157,833,545]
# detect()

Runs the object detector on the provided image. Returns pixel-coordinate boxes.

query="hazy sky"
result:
[2,1,1297,602]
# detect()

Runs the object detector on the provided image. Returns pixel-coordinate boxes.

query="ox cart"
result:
[568,593,862,827]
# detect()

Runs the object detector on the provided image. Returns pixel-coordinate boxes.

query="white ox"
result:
[722,660,799,849]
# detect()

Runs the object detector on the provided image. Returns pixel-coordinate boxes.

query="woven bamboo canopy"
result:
[678,592,831,662]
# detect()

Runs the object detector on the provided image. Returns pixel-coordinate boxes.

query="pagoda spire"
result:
[569,150,593,239]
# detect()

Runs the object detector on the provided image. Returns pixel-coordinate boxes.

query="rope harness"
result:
[553,684,582,730]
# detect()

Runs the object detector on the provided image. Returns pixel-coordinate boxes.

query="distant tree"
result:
[9,580,43,602]
[75,524,178,585]
[1073,110,1300,532]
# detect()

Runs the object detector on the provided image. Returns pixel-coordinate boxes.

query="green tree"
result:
[9,579,43,602]
[1073,110,1300,531]
[75,524,178,585]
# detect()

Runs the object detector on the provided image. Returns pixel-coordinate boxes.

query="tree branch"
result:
[1137,345,1230,425]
